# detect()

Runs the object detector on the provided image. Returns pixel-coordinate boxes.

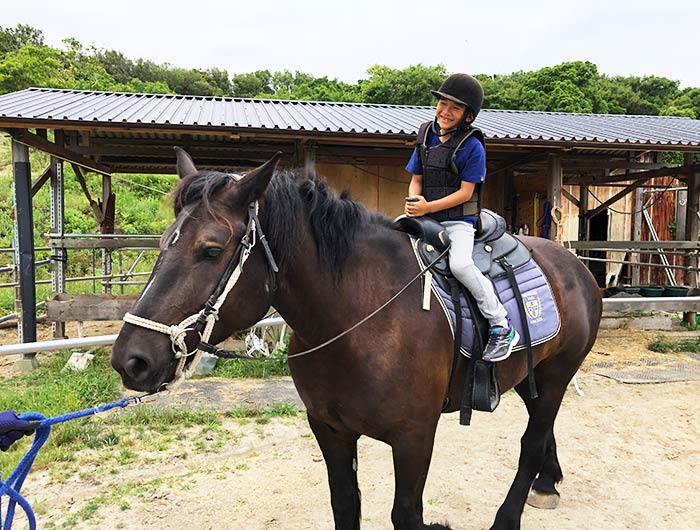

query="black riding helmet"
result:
[431,73,484,118]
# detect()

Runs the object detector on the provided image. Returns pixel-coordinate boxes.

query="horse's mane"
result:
[172,169,395,277]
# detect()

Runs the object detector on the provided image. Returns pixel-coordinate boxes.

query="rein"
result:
[201,241,449,361]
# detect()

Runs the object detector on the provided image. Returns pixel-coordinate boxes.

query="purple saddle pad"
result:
[433,259,560,357]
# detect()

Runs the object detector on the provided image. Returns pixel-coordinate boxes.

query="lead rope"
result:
[1,393,158,530]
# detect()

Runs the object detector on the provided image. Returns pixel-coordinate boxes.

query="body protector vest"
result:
[416,121,485,223]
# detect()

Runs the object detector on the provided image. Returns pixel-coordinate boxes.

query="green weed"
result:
[648,335,700,354]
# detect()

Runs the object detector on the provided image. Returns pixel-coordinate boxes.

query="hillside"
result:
[0,134,178,312]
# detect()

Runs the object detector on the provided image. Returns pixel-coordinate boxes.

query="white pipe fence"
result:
[0,316,286,357]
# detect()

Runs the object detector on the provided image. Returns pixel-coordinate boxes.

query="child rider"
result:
[404,73,518,362]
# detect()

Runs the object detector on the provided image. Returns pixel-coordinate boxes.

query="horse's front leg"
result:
[389,424,453,530]
[308,414,362,530]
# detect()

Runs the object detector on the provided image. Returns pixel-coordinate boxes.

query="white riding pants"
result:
[442,221,508,328]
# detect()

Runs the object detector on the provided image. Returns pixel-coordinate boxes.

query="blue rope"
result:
[1,398,131,530]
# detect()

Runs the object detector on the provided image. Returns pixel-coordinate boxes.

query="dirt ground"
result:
[2,325,700,530]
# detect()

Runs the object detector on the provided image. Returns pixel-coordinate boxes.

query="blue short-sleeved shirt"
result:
[405,128,486,225]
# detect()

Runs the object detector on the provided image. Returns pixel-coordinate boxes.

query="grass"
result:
[0,345,300,483]
[0,351,302,526]
[206,355,290,378]
[648,335,700,354]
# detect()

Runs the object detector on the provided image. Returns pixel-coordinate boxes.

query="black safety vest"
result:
[416,121,485,222]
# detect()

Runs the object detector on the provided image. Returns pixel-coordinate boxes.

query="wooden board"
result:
[46,293,137,321]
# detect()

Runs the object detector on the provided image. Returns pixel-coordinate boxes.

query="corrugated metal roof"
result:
[1,87,699,147]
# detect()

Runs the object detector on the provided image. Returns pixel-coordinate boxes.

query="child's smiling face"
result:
[435,98,469,131]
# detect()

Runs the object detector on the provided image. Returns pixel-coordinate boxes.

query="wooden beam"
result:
[71,164,104,223]
[11,139,37,350]
[603,296,700,312]
[8,128,112,175]
[488,152,545,177]
[30,166,52,197]
[685,153,699,328]
[46,293,137,322]
[561,187,579,207]
[49,236,159,250]
[585,180,645,219]
[578,184,589,241]
[567,163,696,185]
[569,240,700,250]
[561,158,669,171]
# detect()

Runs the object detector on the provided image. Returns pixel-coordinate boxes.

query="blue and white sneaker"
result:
[482,325,520,362]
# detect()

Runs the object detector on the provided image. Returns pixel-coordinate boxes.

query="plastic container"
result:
[639,285,664,297]
[620,286,640,295]
[663,286,688,297]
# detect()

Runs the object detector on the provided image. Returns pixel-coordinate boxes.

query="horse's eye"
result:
[203,246,223,259]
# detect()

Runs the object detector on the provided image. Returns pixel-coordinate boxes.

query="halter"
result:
[123,201,279,386]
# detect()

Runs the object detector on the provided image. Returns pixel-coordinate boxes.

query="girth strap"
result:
[497,258,538,399]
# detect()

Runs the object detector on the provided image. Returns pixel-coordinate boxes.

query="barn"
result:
[0,87,699,351]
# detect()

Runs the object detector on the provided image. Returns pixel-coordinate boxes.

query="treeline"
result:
[0,23,699,118]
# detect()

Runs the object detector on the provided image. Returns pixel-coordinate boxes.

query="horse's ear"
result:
[174,147,198,179]
[237,152,283,202]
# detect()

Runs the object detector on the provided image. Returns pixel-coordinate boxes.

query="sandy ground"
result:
[2,325,700,530]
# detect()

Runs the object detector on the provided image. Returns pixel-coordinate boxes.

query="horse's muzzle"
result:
[111,334,173,392]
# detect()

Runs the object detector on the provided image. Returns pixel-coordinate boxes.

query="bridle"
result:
[123,201,279,386]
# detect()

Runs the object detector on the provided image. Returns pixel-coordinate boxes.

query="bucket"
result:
[663,286,688,297]
[639,285,664,297]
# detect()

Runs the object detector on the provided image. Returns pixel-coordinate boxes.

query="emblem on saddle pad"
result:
[525,294,543,321]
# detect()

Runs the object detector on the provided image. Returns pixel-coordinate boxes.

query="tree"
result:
[60,38,118,91]
[95,49,137,84]
[232,70,273,98]
[360,64,448,106]
[0,45,69,93]
[0,24,44,56]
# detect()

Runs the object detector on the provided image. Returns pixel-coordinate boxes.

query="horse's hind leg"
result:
[527,427,563,509]
[490,377,569,530]
[308,415,362,530]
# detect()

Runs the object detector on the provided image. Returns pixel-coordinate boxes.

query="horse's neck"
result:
[271,226,414,342]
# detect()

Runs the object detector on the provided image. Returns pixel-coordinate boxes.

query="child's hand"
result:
[405,195,429,217]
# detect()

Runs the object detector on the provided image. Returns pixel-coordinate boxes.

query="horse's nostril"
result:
[125,355,150,380]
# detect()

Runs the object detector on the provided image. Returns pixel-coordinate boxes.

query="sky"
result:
[4,0,700,88]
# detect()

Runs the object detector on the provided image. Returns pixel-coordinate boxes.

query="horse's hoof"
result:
[526,489,560,509]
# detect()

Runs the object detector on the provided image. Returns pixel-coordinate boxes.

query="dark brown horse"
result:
[111,149,602,530]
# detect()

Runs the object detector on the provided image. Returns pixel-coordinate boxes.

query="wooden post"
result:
[304,142,316,179]
[547,154,562,241]
[685,153,699,327]
[632,187,643,285]
[578,183,589,241]
[11,138,38,371]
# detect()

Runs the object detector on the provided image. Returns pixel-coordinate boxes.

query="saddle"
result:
[395,210,537,424]
[395,209,532,293]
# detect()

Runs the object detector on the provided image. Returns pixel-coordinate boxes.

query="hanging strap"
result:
[497,258,538,399]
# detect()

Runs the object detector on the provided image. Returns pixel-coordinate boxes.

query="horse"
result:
[111,148,602,530]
